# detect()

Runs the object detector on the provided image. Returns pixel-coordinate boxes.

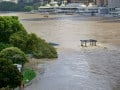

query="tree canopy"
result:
[0,58,22,89]
[0,16,26,43]
[0,16,57,58]
[0,43,12,51]
[0,47,28,66]
[10,31,28,52]
[26,33,58,58]
[24,6,33,11]
[0,1,18,11]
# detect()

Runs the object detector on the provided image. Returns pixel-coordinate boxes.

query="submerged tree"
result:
[26,33,58,58]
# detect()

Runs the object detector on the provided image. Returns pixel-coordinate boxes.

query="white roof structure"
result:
[60,3,97,9]
[38,1,59,9]
[60,3,65,7]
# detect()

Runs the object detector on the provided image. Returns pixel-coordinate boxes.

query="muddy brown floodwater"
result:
[1,12,120,90]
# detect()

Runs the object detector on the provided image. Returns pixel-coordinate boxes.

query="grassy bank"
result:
[23,68,36,84]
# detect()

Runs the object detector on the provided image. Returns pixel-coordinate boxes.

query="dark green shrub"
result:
[0,58,22,89]
[27,33,58,58]
[9,31,28,52]
[0,47,28,66]
[24,6,33,11]
[0,43,12,51]
[0,16,57,59]
[0,16,27,43]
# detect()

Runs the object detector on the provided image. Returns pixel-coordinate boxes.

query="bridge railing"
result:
[80,39,97,47]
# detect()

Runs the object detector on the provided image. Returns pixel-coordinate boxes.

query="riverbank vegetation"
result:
[0,1,37,11]
[0,47,28,89]
[0,16,57,89]
[0,58,23,89]
[26,33,58,58]
[0,16,58,58]
[23,68,36,84]
[0,1,24,11]
[0,47,28,66]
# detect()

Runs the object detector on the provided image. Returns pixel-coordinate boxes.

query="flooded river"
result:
[1,12,120,90]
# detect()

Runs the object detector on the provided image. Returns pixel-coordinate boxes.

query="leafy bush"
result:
[0,16,57,59]
[33,39,58,58]
[0,16,27,43]
[26,33,58,58]
[10,31,28,52]
[0,58,22,89]
[26,33,38,53]
[24,6,33,11]
[0,47,28,66]
[0,43,12,51]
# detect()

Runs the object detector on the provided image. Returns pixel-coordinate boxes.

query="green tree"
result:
[33,3,41,10]
[0,16,26,43]
[9,31,28,52]
[0,1,18,11]
[0,47,28,66]
[26,33,39,53]
[26,33,58,58]
[24,6,33,11]
[0,43,12,51]
[0,58,22,89]
[0,16,57,59]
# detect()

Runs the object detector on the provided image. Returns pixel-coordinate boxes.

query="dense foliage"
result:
[10,31,28,52]
[0,0,68,11]
[0,1,39,11]
[0,16,57,58]
[0,1,18,11]
[0,43,12,51]
[26,33,58,58]
[0,1,31,11]
[0,16,26,43]
[0,47,28,66]
[24,6,33,11]
[0,58,22,89]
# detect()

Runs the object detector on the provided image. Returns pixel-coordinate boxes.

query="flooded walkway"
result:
[25,46,120,90]
[21,14,120,90]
